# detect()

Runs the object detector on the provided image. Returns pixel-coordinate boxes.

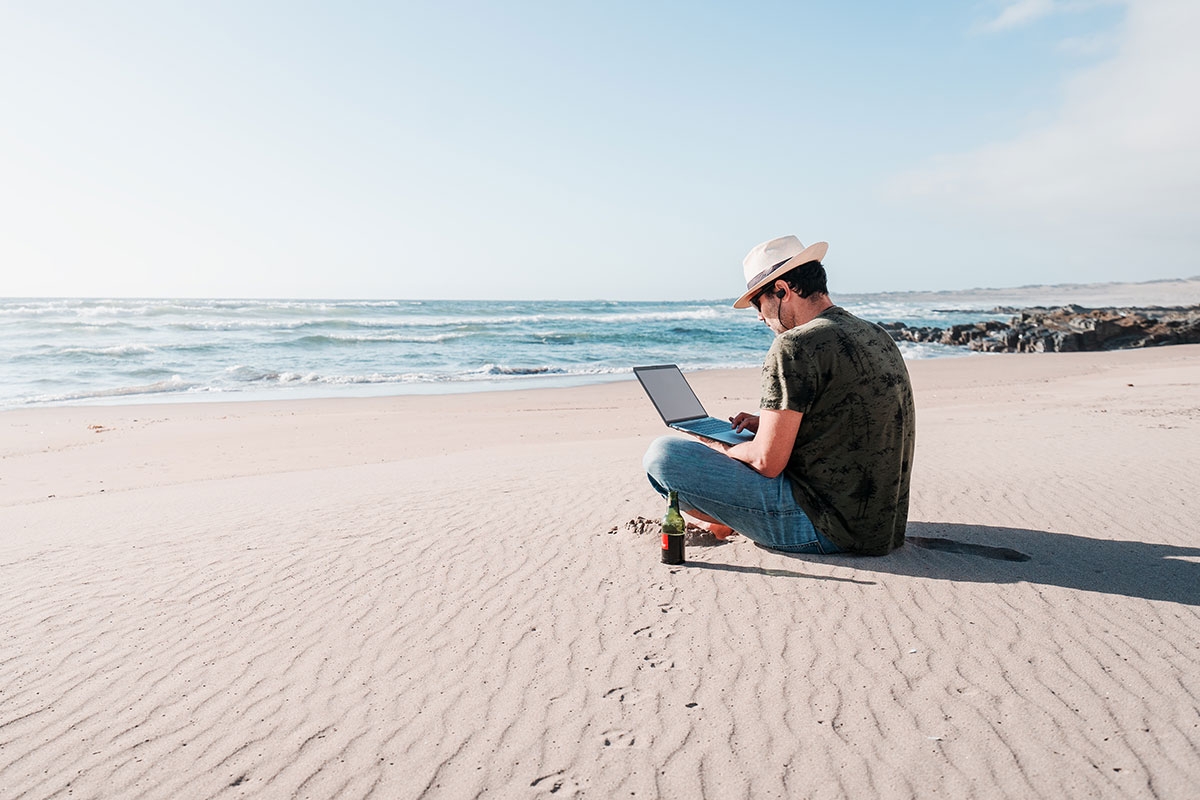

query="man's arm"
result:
[703,408,802,479]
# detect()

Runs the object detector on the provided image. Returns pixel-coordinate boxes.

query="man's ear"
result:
[774,280,788,300]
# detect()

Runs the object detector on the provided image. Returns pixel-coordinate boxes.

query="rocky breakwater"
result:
[882,305,1200,353]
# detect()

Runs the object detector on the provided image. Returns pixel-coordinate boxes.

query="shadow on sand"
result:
[686,561,877,584]
[775,522,1200,607]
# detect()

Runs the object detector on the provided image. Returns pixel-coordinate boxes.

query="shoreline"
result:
[9,328,1193,413]
[3,367,647,412]
[3,347,1198,508]
[9,279,1200,411]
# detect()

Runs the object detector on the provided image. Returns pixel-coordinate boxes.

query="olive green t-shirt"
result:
[760,306,916,554]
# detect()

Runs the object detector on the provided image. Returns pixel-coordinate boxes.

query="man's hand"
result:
[686,409,801,479]
[729,412,760,434]
[729,408,803,478]
[685,431,732,454]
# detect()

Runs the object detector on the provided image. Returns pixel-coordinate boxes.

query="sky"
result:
[1,0,1198,300]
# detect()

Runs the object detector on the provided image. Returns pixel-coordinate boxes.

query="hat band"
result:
[746,257,793,291]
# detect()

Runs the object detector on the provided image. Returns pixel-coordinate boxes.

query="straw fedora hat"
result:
[733,235,828,309]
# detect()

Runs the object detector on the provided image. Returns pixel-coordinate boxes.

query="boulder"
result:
[883,305,1200,354]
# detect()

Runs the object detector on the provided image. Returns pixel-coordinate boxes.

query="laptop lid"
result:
[633,364,708,424]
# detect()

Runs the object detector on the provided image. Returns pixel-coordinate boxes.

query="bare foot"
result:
[710,525,736,540]
[683,512,736,540]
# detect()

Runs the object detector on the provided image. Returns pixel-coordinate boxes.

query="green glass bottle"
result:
[661,490,686,565]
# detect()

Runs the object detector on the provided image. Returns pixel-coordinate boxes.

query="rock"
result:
[882,305,1200,353]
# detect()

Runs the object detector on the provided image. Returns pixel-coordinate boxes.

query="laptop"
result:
[634,364,755,446]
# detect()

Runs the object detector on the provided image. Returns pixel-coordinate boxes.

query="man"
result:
[643,235,915,555]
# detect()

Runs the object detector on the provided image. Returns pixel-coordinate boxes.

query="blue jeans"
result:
[642,435,842,554]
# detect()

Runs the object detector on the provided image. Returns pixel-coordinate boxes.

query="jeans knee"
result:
[643,434,706,488]
[642,435,679,476]
[643,436,683,496]
[642,436,667,484]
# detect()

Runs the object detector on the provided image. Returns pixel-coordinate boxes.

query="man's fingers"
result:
[729,412,756,432]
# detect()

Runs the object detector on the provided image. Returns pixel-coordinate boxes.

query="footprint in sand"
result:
[603,686,644,706]
[637,652,676,670]
[601,729,643,748]
[530,771,586,796]
[656,601,694,616]
[633,621,673,640]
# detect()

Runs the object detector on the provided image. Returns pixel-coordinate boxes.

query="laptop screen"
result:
[634,365,707,423]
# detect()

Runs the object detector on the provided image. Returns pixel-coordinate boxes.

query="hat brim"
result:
[732,241,828,309]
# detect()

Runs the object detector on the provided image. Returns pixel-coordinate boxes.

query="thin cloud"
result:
[982,0,1059,32]
[978,0,1122,33]
[892,0,1200,257]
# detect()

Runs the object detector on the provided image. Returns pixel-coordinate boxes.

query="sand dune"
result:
[2,346,1199,798]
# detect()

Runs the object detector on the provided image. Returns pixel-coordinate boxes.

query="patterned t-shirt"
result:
[760,306,916,554]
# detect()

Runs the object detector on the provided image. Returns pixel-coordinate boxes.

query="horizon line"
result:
[4,275,1200,305]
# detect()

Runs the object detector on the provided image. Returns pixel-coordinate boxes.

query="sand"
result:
[2,345,1199,799]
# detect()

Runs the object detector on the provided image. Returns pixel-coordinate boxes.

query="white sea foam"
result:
[55,344,157,357]
[895,341,977,360]
[28,375,193,405]
[0,295,999,407]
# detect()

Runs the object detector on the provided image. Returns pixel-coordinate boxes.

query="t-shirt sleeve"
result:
[759,334,820,415]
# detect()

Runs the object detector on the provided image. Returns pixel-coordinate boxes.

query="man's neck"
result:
[785,295,834,329]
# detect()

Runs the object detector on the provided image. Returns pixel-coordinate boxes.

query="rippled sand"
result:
[2,346,1199,798]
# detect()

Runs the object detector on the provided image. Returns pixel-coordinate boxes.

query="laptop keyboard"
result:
[678,417,736,436]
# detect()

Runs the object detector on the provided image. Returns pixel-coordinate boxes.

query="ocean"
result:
[0,296,1011,408]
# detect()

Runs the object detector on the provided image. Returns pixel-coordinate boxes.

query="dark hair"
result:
[780,260,828,298]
